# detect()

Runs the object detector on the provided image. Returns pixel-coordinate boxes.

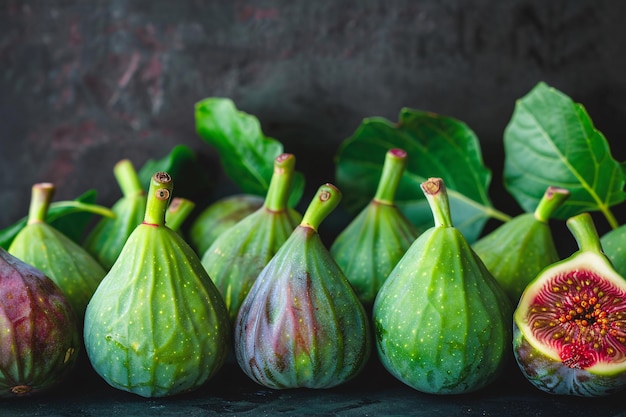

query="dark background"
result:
[2,0,626,250]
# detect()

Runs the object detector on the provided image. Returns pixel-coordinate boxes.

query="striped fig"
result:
[330,148,420,308]
[373,178,512,394]
[0,247,79,397]
[8,183,107,323]
[84,159,146,270]
[514,212,626,397]
[83,172,230,398]
[234,183,371,389]
[473,186,570,304]
[201,153,301,323]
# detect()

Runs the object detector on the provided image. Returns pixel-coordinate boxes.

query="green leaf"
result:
[0,190,114,249]
[504,82,626,227]
[138,144,214,203]
[194,97,304,207]
[335,108,505,242]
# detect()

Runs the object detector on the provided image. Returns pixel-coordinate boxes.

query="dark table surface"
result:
[2,353,625,417]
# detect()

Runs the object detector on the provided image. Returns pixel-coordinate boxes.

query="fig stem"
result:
[373,148,407,205]
[534,186,570,223]
[264,153,296,212]
[300,183,342,232]
[421,178,453,228]
[114,159,145,198]
[566,213,603,255]
[27,183,55,225]
[143,172,174,227]
[165,197,196,232]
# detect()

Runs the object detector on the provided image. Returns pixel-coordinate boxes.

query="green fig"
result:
[189,194,264,255]
[201,153,302,323]
[0,247,80,397]
[165,197,196,234]
[600,225,626,277]
[84,159,147,270]
[330,148,420,308]
[514,212,626,397]
[8,183,107,323]
[473,186,570,304]
[84,172,230,398]
[373,177,512,395]
[234,183,371,389]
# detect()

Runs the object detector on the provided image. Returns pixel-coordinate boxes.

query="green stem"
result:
[602,206,620,230]
[49,201,116,219]
[114,159,144,198]
[421,178,453,228]
[27,183,55,225]
[374,148,407,205]
[143,172,174,227]
[300,183,342,232]
[264,153,296,212]
[566,212,603,255]
[165,197,196,232]
[534,186,571,223]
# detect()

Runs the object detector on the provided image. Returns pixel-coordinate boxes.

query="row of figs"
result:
[2,149,626,399]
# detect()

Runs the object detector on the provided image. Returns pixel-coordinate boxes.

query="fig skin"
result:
[0,248,80,398]
[84,159,147,270]
[473,186,570,304]
[8,183,107,323]
[600,225,626,278]
[201,153,302,324]
[513,212,626,397]
[84,172,231,398]
[234,183,371,389]
[373,178,512,395]
[330,148,420,308]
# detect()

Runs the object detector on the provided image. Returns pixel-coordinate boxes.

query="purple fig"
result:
[234,183,371,389]
[0,248,79,397]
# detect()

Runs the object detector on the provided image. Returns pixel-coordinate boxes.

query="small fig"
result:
[201,153,301,323]
[8,183,107,323]
[189,194,264,255]
[84,172,230,398]
[513,212,626,397]
[0,247,80,397]
[234,183,371,389]
[373,178,512,394]
[84,159,147,270]
[473,186,570,304]
[330,148,420,308]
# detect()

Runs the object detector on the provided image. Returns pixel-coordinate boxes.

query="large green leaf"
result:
[195,98,304,207]
[504,82,626,226]
[335,108,503,242]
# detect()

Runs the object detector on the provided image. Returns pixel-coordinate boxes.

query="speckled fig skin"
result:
[0,248,79,398]
[373,178,512,395]
[201,153,302,324]
[8,183,107,323]
[513,212,626,397]
[331,148,420,309]
[600,225,626,278]
[234,183,371,389]
[84,172,230,398]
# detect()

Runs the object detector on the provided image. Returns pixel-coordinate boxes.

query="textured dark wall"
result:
[1,0,625,243]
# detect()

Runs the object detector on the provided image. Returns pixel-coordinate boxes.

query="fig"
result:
[473,186,570,304]
[513,212,626,397]
[201,153,301,323]
[600,225,626,278]
[330,148,420,308]
[234,183,371,389]
[189,194,264,256]
[373,177,512,394]
[83,172,230,398]
[8,183,107,323]
[0,247,80,397]
[84,159,147,270]
[165,197,196,234]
